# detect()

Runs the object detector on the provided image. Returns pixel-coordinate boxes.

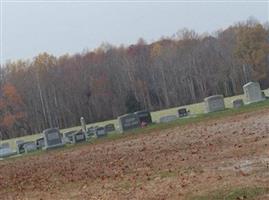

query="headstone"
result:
[0,147,16,158]
[63,130,77,144]
[36,138,45,149]
[43,128,64,150]
[1,142,10,149]
[16,140,26,154]
[80,117,87,133]
[177,108,188,118]
[204,95,225,113]
[104,124,116,132]
[86,127,95,137]
[118,113,140,133]
[23,142,37,153]
[159,115,177,123]
[134,110,152,124]
[95,127,107,138]
[72,130,86,143]
[243,82,265,104]
[232,99,244,109]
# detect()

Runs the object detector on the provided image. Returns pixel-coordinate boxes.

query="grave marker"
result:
[23,142,37,153]
[104,124,116,133]
[177,108,188,118]
[43,128,64,150]
[204,95,225,113]
[232,99,244,109]
[118,113,140,133]
[72,130,86,143]
[243,82,265,104]
[95,127,107,138]
[159,115,177,123]
[80,117,87,133]
[134,110,152,124]
[16,140,26,154]
[36,138,45,149]
[63,130,76,144]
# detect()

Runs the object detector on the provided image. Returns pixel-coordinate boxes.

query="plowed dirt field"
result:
[1,109,269,200]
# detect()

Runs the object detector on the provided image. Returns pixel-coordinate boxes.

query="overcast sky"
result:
[1,1,268,63]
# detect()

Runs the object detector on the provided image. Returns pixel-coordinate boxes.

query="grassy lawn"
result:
[1,89,269,150]
[188,187,269,200]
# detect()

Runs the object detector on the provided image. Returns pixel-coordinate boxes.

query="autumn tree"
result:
[235,20,269,81]
[0,83,28,139]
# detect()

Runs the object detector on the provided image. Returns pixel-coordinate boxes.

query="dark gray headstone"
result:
[177,108,188,118]
[159,115,177,123]
[43,128,64,150]
[36,138,45,149]
[72,130,86,143]
[95,127,107,138]
[16,140,26,154]
[104,124,115,132]
[232,99,244,109]
[118,113,140,133]
[86,127,95,137]
[134,110,152,124]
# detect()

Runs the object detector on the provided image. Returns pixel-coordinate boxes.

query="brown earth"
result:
[1,109,269,200]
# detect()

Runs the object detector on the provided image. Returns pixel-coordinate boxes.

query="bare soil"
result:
[1,109,269,200]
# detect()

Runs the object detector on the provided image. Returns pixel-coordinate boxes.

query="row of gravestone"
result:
[204,81,268,113]
[0,109,193,159]
[1,82,267,159]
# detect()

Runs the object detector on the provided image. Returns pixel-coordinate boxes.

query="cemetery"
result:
[0,84,269,159]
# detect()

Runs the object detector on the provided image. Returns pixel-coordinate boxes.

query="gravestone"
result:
[16,140,26,154]
[23,142,37,153]
[204,95,225,113]
[0,146,16,158]
[104,124,116,133]
[1,142,10,149]
[43,128,64,150]
[243,82,265,104]
[95,127,107,138]
[80,117,87,133]
[159,115,177,123]
[72,130,86,143]
[232,99,244,109]
[36,138,45,149]
[134,110,152,124]
[86,127,95,137]
[63,130,77,144]
[177,108,188,118]
[118,113,140,133]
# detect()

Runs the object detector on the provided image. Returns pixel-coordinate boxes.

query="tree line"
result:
[0,19,268,139]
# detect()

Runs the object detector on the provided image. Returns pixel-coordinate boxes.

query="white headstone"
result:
[243,82,265,104]
[80,117,87,133]
[204,95,225,113]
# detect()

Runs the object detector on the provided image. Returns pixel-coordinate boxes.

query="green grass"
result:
[1,89,269,150]
[189,187,269,200]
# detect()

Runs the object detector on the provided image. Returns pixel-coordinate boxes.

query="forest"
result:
[0,19,268,139]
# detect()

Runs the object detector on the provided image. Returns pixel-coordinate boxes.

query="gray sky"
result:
[1,1,269,63]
